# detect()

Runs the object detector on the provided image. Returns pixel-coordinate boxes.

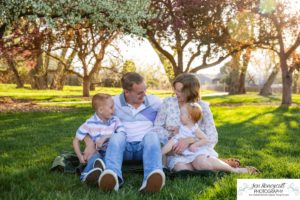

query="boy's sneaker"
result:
[98,169,119,191]
[82,168,102,186]
[93,158,106,171]
[139,169,165,193]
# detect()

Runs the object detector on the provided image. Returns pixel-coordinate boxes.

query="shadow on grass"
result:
[1,106,299,199]
[214,106,300,178]
[0,108,226,199]
[203,94,282,105]
[4,95,89,103]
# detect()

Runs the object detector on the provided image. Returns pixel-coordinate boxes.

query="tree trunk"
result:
[228,52,241,95]
[51,64,66,90]
[280,58,292,107]
[177,48,183,76]
[82,76,90,97]
[57,48,78,90]
[292,71,299,93]
[56,72,67,90]
[50,48,68,89]
[90,67,101,91]
[5,56,24,88]
[238,66,247,94]
[30,53,48,89]
[259,64,280,96]
[238,48,251,94]
[149,41,175,84]
[90,83,96,91]
[162,57,175,84]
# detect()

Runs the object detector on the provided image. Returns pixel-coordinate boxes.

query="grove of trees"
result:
[0,0,299,106]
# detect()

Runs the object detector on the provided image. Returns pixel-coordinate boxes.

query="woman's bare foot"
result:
[234,166,260,174]
[222,158,241,168]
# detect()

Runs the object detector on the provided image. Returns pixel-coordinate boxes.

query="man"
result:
[97,72,165,192]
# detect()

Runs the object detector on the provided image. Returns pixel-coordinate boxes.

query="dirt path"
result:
[0,97,72,112]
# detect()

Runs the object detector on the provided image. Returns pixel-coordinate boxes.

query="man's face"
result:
[125,82,147,106]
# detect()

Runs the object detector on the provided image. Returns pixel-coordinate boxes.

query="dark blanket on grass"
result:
[50,151,226,178]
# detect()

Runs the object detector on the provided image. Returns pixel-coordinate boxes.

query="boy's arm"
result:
[76,120,95,161]
[73,137,86,163]
[83,135,96,161]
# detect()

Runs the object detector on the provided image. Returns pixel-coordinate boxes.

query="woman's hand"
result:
[189,144,198,152]
[167,126,179,135]
[172,138,190,154]
[172,137,197,154]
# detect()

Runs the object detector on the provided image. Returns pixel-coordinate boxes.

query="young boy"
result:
[73,93,125,186]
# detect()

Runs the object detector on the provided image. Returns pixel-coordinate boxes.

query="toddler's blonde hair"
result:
[185,103,203,123]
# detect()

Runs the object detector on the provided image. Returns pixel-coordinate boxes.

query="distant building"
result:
[196,73,221,85]
[196,73,224,92]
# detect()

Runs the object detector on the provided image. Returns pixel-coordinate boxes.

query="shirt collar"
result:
[119,92,149,107]
[93,113,113,124]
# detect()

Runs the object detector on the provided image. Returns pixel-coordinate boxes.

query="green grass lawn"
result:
[204,92,300,105]
[1,84,300,106]
[0,84,175,102]
[1,84,300,199]
[0,84,220,103]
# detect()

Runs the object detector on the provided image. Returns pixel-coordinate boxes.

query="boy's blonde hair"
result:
[92,93,112,110]
[185,103,203,123]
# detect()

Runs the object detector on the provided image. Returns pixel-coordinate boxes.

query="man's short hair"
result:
[121,72,144,91]
[92,93,111,110]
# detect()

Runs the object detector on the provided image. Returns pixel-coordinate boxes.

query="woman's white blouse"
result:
[154,96,218,147]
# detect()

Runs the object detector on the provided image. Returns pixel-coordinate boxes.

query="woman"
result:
[154,73,256,174]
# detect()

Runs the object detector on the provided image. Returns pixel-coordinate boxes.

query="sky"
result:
[118,35,225,75]
[117,0,299,76]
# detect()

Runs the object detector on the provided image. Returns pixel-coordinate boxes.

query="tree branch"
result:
[190,44,251,73]
[66,69,83,78]
[186,44,201,72]
[286,32,300,58]
[202,44,211,66]
[147,30,177,70]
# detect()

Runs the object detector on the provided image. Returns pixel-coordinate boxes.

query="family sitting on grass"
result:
[73,72,259,193]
